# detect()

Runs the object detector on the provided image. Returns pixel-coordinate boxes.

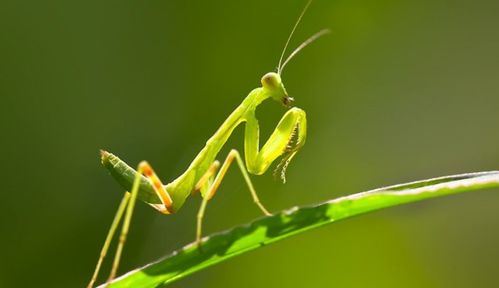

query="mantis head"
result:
[261,72,293,108]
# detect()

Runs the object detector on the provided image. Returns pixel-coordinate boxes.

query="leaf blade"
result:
[101,171,499,288]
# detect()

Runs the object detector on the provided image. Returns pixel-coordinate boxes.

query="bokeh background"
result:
[1,0,499,287]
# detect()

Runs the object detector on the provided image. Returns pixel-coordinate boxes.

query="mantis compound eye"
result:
[261,72,280,88]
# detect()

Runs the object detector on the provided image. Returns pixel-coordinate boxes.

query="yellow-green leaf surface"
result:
[101,171,499,288]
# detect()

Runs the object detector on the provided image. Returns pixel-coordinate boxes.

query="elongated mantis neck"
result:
[207,72,289,143]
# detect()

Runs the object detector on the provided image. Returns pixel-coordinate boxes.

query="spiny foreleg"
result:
[245,107,307,183]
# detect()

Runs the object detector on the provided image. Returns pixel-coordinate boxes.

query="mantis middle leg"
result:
[195,107,307,244]
[195,149,271,245]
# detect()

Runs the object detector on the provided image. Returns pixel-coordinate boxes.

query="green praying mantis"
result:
[88,1,329,287]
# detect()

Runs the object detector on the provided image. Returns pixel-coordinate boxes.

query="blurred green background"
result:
[1,0,499,287]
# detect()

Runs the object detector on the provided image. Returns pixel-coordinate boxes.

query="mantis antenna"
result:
[279,29,330,73]
[277,0,330,75]
[277,0,313,74]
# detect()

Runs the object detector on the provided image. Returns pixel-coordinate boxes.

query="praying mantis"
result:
[88,1,329,287]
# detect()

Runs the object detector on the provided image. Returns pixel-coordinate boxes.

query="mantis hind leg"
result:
[87,193,130,288]
[105,162,146,283]
[107,161,174,282]
[195,149,271,245]
[88,161,174,287]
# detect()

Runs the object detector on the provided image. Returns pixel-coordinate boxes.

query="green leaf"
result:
[101,171,499,288]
